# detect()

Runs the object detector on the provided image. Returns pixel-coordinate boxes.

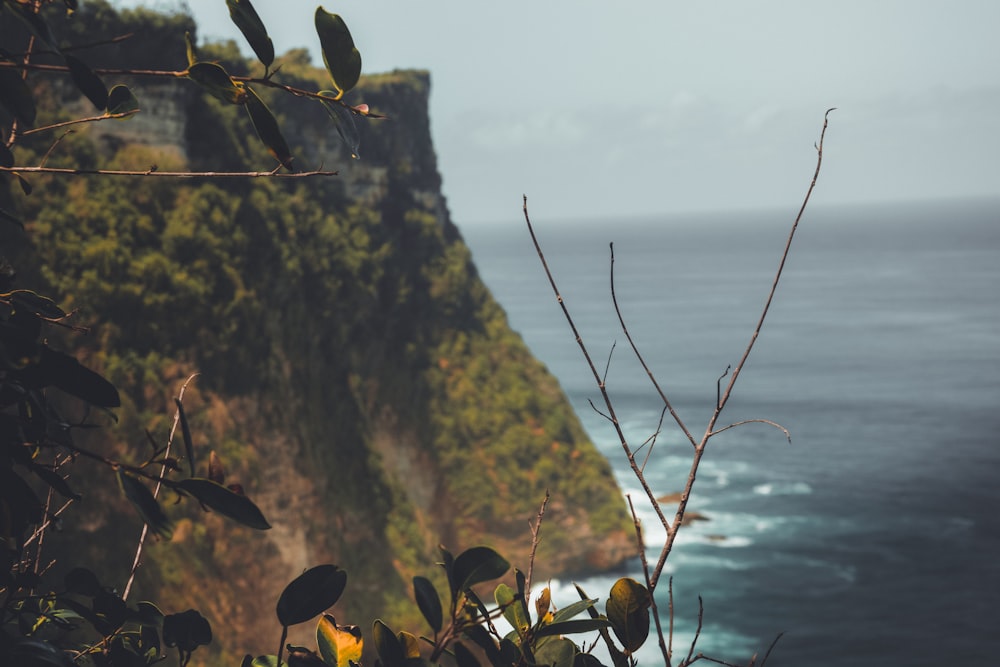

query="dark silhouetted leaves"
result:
[187,62,247,104]
[7,638,76,667]
[163,609,212,651]
[315,7,361,98]
[106,84,139,117]
[245,86,293,171]
[6,3,60,51]
[18,346,120,407]
[28,463,81,500]
[116,469,171,538]
[372,620,404,667]
[227,0,274,69]
[0,142,12,168]
[177,478,270,530]
[452,546,509,593]
[64,55,108,110]
[173,397,195,476]
[413,575,443,633]
[605,578,650,653]
[316,614,362,667]
[534,618,611,639]
[0,63,36,126]
[276,565,347,627]
[317,92,360,159]
[453,641,481,667]
[7,290,65,320]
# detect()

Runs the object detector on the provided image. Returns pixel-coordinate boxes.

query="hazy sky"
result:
[118,1,999,224]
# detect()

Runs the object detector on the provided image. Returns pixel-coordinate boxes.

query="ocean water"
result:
[460,197,1000,666]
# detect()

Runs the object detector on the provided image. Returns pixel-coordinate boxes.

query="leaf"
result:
[551,598,599,624]
[187,62,247,104]
[0,64,37,126]
[18,346,120,407]
[533,638,576,667]
[0,142,12,168]
[245,86,294,171]
[28,463,81,500]
[184,31,198,67]
[163,609,212,651]
[116,469,172,538]
[314,7,362,98]
[412,575,443,633]
[316,614,362,667]
[177,478,270,530]
[227,0,274,69]
[453,641,481,667]
[398,631,420,659]
[495,584,528,637]
[462,625,503,667]
[317,92,360,159]
[6,4,61,52]
[452,546,509,593]
[372,620,404,667]
[276,565,347,627]
[64,54,108,110]
[174,397,195,477]
[8,638,75,667]
[7,290,66,319]
[533,618,611,639]
[605,578,650,653]
[106,84,139,117]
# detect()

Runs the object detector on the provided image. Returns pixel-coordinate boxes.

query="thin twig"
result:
[759,632,785,666]
[684,596,704,665]
[122,373,199,600]
[21,110,140,136]
[628,495,671,667]
[709,419,791,444]
[524,490,550,595]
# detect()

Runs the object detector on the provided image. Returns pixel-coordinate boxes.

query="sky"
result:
[116,1,1000,225]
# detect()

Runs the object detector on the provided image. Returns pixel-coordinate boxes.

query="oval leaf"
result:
[177,478,270,530]
[276,565,347,627]
[533,637,576,667]
[173,397,195,477]
[372,620,404,667]
[163,609,212,651]
[452,546,509,592]
[245,86,294,171]
[495,583,528,637]
[227,0,274,68]
[317,92,360,159]
[314,7,362,97]
[0,64,37,126]
[453,641,481,667]
[106,84,139,117]
[412,576,443,633]
[23,346,121,407]
[64,54,108,110]
[8,290,66,319]
[605,578,651,653]
[533,618,611,639]
[117,470,172,538]
[317,614,362,667]
[187,62,247,105]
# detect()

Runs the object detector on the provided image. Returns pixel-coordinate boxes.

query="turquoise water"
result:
[461,197,1000,666]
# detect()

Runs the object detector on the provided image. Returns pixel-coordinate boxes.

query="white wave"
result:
[752,481,813,496]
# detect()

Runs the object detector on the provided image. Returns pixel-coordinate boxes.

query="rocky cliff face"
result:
[6,4,636,663]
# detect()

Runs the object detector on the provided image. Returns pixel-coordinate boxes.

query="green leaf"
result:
[249,657,279,667]
[551,598,599,624]
[534,618,611,639]
[7,290,66,319]
[106,84,139,117]
[452,546,509,592]
[412,575,443,633]
[605,578,650,654]
[177,478,270,530]
[453,641,481,667]
[187,62,247,104]
[116,470,172,538]
[314,7,361,98]
[398,631,420,659]
[184,31,198,67]
[316,614,362,667]
[533,637,576,667]
[495,583,528,637]
[276,565,347,627]
[244,86,294,171]
[372,620,404,667]
[0,63,37,126]
[227,0,274,69]
[317,92,360,159]
[64,54,108,110]
[174,397,195,477]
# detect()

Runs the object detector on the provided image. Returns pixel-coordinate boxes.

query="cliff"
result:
[2,2,634,662]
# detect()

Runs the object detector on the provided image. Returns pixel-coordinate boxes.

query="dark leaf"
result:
[534,618,612,639]
[0,141,12,167]
[286,646,326,667]
[317,92,360,159]
[245,86,294,171]
[14,172,31,195]
[8,638,75,667]
[177,477,270,529]
[276,565,347,627]
[6,4,61,51]
[227,0,274,69]
[21,345,121,407]
[574,653,607,667]
[452,546,509,592]
[412,575,442,633]
[453,641,481,667]
[316,614,362,667]
[372,619,404,667]
[314,7,361,98]
[28,463,81,500]
[163,609,212,651]
[106,84,139,116]
[7,290,66,319]
[64,55,107,110]
[173,397,195,477]
[605,578,650,653]
[116,469,172,538]
[462,625,503,667]
[533,638,576,667]
[187,62,247,104]
[0,65,35,126]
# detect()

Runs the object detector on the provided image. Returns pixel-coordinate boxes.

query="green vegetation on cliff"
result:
[2,2,632,662]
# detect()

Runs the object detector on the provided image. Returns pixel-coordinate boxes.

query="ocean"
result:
[459,197,1000,666]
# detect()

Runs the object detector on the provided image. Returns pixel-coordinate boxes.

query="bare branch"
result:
[629,495,671,667]
[710,419,791,444]
[524,490,550,595]
[760,632,785,666]
[21,110,140,137]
